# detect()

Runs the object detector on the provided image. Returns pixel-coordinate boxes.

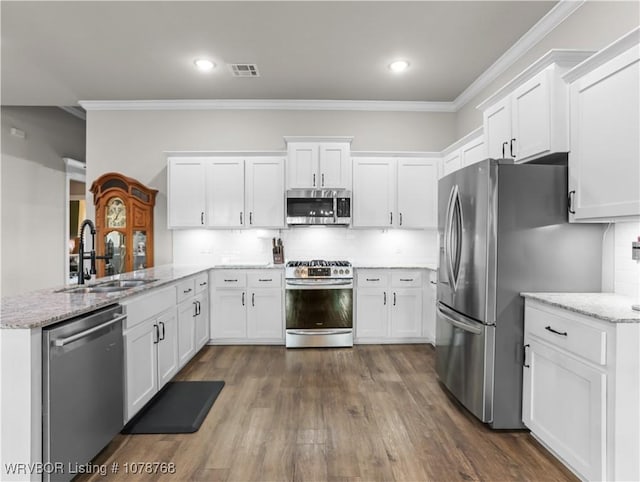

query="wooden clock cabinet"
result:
[90,172,157,278]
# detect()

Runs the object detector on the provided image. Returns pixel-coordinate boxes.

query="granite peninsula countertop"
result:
[521,292,640,323]
[0,264,211,330]
[212,263,284,269]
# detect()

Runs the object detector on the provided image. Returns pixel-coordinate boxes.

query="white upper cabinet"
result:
[245,157,285,227]
[440,127,485,178]
[397,159,438,228]
[484,97,512,159]
[478,50,594,163]
[460,135,487,167]
[207,158,245,227]
[167,158,207,227]
[442,149,462,177]
[353,157,395,227]
[285,137,352,189]
[168,155,285,229]
[564,28,640,222]
[353,156,438,229]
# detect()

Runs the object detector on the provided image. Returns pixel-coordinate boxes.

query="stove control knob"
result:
[345,269,350,275]
[295,268,301,276]
[333,269,338,275]
[339,269,344,274]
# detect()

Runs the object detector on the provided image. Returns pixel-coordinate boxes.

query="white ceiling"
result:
[1,1,558,107]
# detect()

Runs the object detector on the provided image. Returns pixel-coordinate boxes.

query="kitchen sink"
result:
[57,279,158,294]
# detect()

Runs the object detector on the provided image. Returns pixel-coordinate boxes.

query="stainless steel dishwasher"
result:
[42,304,125,482]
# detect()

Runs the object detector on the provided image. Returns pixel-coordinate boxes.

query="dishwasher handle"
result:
[53,314,126,347]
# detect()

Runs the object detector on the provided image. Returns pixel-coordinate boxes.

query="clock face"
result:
[106,197,126,228]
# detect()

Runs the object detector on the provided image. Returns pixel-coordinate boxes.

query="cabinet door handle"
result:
[252,293,255,307]
[393,292,397,306]
[510,138,516,158]
[241,292,245,306]
[321,173,325,187]
[399,212,403,226]
[240,212,244,225]
[366,278,380,282]
[258,278,272,282]
[313,173,316,187]
[390,212,393,225]
[523,344,530,368]
[383,292,387,305]
[159,321,166,341]
[183,288,192,294]
[199,281,207,287]
[502,141,508,158]
[201,212,205,225]
[193,300,198,316]
[399,278,414,282]
[429,281,437,285]
[545,326,568,337]
[197,300,201,315]
[249,212,253,225]
[153,324,159,344]
[568,190,576,215]
[224,279,238,283]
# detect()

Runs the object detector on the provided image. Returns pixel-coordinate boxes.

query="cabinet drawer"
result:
[247,271,281,288]
[176,278,196,304]
[357,271,388,287]
[194,272,209,294]
[525,305,607,366]
[123,285,176,331]
[391,271,422,287]
[213,270,246,288]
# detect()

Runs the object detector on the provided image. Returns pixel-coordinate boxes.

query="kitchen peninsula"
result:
[0,265,210,482]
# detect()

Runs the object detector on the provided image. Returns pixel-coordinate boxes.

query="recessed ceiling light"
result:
[389,60,410,73]
[194,59,215,72]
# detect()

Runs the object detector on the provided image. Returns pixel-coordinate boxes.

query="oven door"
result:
[285,280,353,330]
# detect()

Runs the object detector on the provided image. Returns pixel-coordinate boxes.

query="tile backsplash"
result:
[614,220,640,300]
[173,228,439,267]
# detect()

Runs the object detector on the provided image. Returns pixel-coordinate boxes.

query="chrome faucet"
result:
[77,219,111,285]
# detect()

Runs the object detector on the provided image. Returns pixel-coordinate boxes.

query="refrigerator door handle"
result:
[444,185,457,290]
[437,303,482,335]
[450,187,463,290]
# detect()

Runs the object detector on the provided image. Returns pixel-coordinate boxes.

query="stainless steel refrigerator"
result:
[435,158,602,429]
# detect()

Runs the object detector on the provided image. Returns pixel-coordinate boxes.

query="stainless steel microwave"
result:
[286,189,351,225]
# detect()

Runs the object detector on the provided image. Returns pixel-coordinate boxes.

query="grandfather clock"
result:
[90,172,158,278]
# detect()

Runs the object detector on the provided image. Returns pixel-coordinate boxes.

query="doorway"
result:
[64,158,86,283]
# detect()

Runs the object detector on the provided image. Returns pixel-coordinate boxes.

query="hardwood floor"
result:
[81,344,576,482]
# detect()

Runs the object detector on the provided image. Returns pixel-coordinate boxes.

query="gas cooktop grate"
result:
[286,260,351,268]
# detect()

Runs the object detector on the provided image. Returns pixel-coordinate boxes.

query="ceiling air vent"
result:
[228,64,260,77]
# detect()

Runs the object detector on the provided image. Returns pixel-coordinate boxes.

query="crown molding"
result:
[452,0,586,110]
[284,136,354,144]
[79,99,457,113]
[563,26,640,83]
[165,150,286,158]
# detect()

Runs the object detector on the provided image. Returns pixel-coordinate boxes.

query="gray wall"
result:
[85,109,456,266]
[1,107,86,295]
[456,1,640,138]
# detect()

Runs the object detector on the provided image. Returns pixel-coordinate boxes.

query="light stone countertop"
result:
[354,264,438,271]
[212,264,284,269]
[521,292,640,323]
[0,264,211,330]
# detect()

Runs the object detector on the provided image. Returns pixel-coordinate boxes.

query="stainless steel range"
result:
[285,260,353,348]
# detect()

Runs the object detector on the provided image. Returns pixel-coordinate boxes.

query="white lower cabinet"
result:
[355,269,424,343]
[123,285,179,422]
[123,272,210,422]
[210,269,284,344]
[523,300,640,481]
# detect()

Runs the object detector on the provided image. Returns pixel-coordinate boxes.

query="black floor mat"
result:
[121,381,225,434]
